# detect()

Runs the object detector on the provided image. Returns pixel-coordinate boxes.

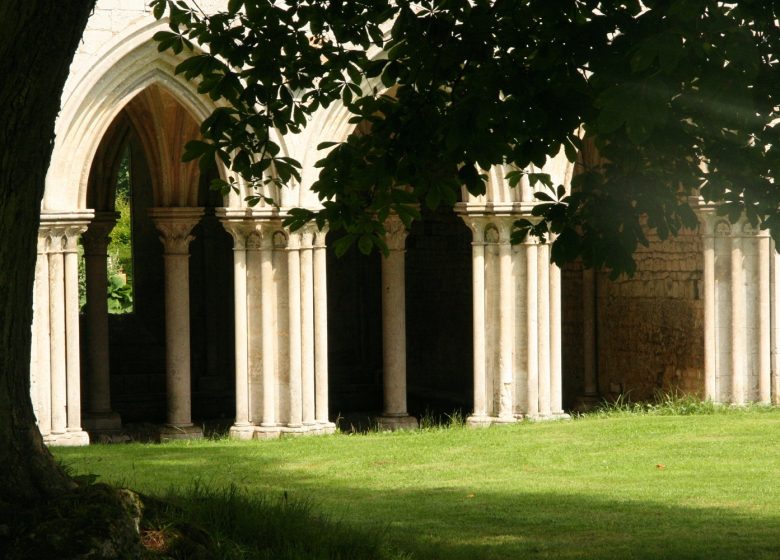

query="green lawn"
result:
[55,410,780,559]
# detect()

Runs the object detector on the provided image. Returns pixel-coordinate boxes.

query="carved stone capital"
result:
[63,224,88,253]
[221,220,255,250]
[39,211,93,254]
[82,212,119,256]
[148,207,204,255]
[299,224,316,249]
[384,214,408,251]
[313,226,329,248]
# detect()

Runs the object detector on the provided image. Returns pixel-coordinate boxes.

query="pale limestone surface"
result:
[30,1,776,446]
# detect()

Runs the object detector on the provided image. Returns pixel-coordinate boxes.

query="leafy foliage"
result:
[152,0,780,276]
[107,150,134,313]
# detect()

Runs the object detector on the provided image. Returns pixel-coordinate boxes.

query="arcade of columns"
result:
[33,195,780,445]
[28,26,780,443]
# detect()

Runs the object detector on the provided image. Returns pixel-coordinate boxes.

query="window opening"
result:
[107,145,134,313]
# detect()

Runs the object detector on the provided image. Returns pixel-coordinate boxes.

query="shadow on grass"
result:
[57,444,780,560]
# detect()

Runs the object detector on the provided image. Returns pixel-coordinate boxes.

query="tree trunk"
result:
[0,1,96,504]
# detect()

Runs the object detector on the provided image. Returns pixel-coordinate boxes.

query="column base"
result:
[229,424,256,440]
[466,415,493,428]
[159,424,203,442]
[83,411,122,433]
[44,430,90,447]
[377,415,418,431]
[526,412,572,422]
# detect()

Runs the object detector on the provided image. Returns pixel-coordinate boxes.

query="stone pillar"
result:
[702,229,717,401]
[457,209,567,425]
[497,221,515,421]
[149,207,204,440]
[549,257,564,415]
[525,237,539,419]
[64,224,87,437]
[466,218,490,426]
[731,233,746,404]
[313,228,334,431]
[81,213,122,433]
[758,233,771,403]
[697,202,773,405]
[378,214,417,430]
[300,226,317,427]
[772,239,780,404]
[34,213,91,446]
[48,228,68,438]
[32,232,52,438]
[258,225,279,435]
[537,242,551,418]
[223,220,254,439]
[287,230,304,430]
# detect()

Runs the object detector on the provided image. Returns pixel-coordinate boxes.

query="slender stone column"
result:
[259,226,278,432]
[300,227,316,427]
[549,256,564,416]
[37,214,92,446]
[702,227,717,401]
[313,228,333,429]
[82,213,122,432]
[526,238,539,418]
[378,214,417,430]
[731,233,746,405]
[537,243,551,417]
[773,240,780,404]
[48,228,67,436]
[223,221,253,438]
[64,225,87,435]
[287,231,303,429]
[758,232,771,403]
[149,207,204,439]
[33,231,52,437]
[467,219,489,424]
[497,221,515,421]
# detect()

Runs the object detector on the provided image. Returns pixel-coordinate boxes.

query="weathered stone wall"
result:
[597,229,704,400]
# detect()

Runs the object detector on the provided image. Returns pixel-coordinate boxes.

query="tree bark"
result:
[0,1,96,504]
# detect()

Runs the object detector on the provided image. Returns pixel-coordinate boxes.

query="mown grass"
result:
[55,407,780,559]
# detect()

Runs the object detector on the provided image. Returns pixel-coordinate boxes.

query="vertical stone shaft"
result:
[470,223,487,418]
[731,234,745,404]
[313,229,330,424]
[772,241,780,404]
[549,258,563,415]
[497,228,513,420]
[759,234,771,403]
[150,208,203,427]
[34,232,52,436]
[48,231,67,435]
[381,216,409,417]
[260,231,277,427]
[287,232,303,428]
[83,216,115,415]
[703,232,717,401]
[300,229,316,425]
[526,241,539,418]
[64,227,85,432]
[228,224,250,427]
[537,243,551,417]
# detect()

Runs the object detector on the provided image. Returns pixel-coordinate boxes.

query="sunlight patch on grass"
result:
[55,410,780,560]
